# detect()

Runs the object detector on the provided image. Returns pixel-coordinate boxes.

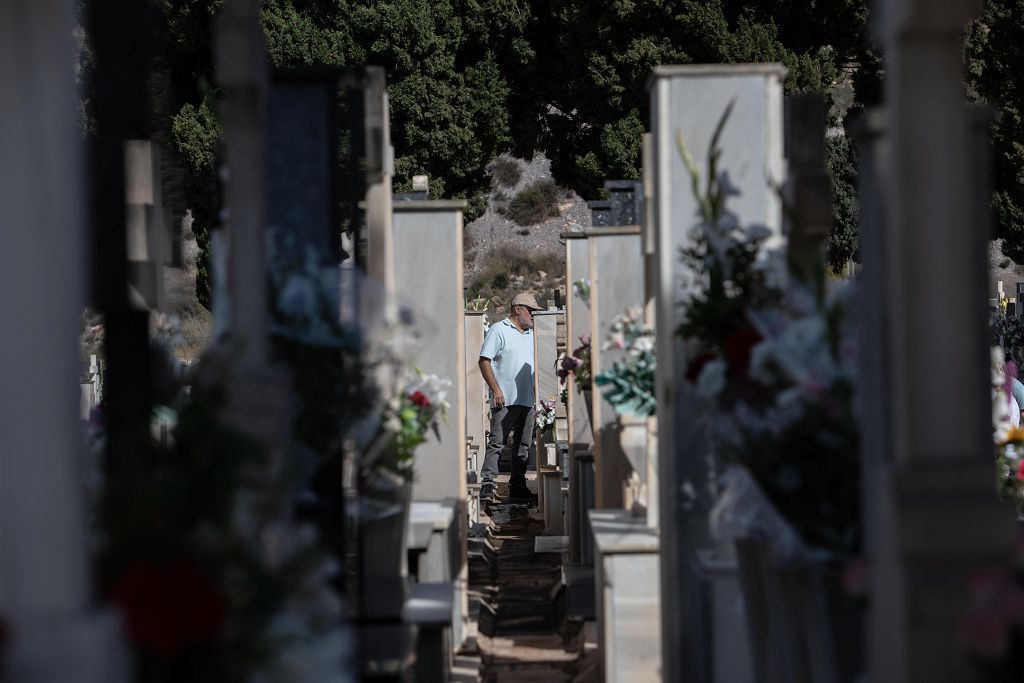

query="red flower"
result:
[724,328,763,379]
[1017,459,1024,483]
[408,390,431,408]
[112,561,226,657]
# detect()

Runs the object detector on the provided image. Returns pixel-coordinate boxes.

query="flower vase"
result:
[734,538,863,683]
[358,468,412,620]
[616,413,648,517]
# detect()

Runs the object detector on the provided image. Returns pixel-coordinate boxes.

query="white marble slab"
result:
[589,509,660,555]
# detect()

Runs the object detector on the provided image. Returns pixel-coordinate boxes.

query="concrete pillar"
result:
[0,1,127,679]
[784,95,831,292]
[393,201,468,502]
[588,227,644,509]
[216,0,269,372]
[648,63,786,683]
[124,140,167,310]
[869,2,1015,680]
[363,67,395,301]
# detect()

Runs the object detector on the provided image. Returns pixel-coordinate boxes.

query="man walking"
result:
[478,292,541,501]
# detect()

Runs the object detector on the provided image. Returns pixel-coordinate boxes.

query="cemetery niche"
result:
[9,1,1024,681]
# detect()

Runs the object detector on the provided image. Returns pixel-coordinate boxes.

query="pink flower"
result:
[1016,460,1024,483]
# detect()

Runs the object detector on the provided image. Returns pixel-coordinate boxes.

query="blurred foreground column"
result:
[870,1,1015,681]
[0,1,126,680]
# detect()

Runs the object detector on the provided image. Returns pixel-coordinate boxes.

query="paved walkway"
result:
[466,475,598,682]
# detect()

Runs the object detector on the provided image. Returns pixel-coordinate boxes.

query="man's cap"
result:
[511,292,542,311]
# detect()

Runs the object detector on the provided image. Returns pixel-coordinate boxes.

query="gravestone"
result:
[588,200,612,227]
[648,63,786,683]
[588,227,644,509]
[266,69,344,320]
[605,180,644,227]
[564,231,594,563]
[533,309,562,417]
[392,199,469,652]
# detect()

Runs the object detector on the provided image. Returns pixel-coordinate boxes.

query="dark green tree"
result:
[142,0,883,307]
[965,1,1024,263]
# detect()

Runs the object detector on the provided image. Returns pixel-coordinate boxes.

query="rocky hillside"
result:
[464,153,590,314]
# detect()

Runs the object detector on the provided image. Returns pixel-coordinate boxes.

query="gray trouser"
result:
[480,404,534,488]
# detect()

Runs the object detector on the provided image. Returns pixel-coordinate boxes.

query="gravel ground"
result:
[991,239,1024,302]
[465,153,590,284]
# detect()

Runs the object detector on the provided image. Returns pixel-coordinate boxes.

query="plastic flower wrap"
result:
[594,307,656,416]
[720,282,861,554]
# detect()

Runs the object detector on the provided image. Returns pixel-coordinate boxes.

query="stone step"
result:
[472,476,585,680]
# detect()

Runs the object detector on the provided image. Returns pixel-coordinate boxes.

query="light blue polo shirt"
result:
[1013,377,1024,415]
[479,318,535,406]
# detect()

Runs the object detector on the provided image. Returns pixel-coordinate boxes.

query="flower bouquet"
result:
[558,334,594,427]
[674,102,860,557]
[678,101,863,683]
[557,334,593,392]
[360,370,451,482]
[535,397,557,439]
[594,307,656,417]
[993,346,1024,514]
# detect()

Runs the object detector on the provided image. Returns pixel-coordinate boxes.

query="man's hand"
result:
[478,356,505,409]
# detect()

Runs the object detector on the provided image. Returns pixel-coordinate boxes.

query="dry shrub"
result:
[176,308,213,362]
[498,179,562,226]
[467,244,565,311]
[487,155,522,188]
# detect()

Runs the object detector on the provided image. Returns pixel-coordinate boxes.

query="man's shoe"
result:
[507,485,537,504]
[480,483,496,500]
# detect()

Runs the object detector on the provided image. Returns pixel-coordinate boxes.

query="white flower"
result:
[994,385,1013,443]
[631,336,654,355]
[405,371,452,409]
[696,359,727,399]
